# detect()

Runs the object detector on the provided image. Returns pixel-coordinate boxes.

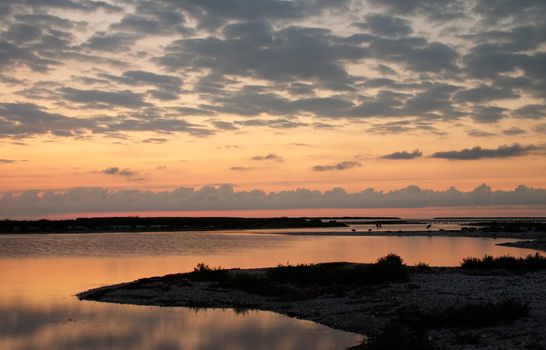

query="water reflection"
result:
[0,301,360,350]
[0,231,540,350]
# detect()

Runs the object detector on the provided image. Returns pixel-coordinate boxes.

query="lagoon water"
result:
[0,229,539,350]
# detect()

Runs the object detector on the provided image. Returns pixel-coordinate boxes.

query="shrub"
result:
[188,262,229,282]
[461,253,546,270]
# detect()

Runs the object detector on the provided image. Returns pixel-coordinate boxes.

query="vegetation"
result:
[187,254,409,298]
[461,253,546,270]
[351,298,529,350]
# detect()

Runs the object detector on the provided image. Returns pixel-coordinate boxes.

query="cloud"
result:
[313,161,361,171]
[0,102,215,138]
[1,184,545,217]
[0,102,95,137]
[502,127,525,135]
[16,0,122,12]
[251,154,284,162]
[156,24,366,90]
[382,149,422,160]
[512,104,546,119]
[533,123,546,134]
[0,40,60,72]
[158,0,351,30]
[211,120,238,130]
[229,166,254,171]
[0,159,16,163]
[99,70,183,101]
[368,0,467,20]
[467,129,496,137]
[470,106,508,123]
[59,87,149,108]
[431,144,539,160]
[82,32,138,52]
[355,13,413,37]
[453,85,519,103]
[110,11,191,35]
[0,0,545,142]
[101,167,137,177]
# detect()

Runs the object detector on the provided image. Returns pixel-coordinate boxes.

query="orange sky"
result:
[0,1,545,217]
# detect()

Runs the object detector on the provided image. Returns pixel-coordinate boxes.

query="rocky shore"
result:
[79,262,546,349]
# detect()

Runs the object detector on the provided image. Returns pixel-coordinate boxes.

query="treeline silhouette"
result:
[0,217,346,234]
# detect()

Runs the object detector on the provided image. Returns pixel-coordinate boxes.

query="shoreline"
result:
[78,262,546,349]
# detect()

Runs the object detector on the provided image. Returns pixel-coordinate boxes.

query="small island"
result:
[79,254,546,349]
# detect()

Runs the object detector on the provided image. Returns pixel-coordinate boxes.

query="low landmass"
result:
[0,217,346,234]
[79,254,546,350]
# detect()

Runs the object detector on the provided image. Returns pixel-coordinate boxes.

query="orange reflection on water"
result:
[0,233,540,350]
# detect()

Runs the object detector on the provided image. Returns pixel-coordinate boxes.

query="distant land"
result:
[0,217,347,234]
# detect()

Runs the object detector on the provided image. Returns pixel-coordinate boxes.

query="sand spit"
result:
[78,265,546,350]
[498,239,546,252]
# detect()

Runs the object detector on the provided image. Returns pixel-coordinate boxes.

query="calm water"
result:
[0,230,540,350]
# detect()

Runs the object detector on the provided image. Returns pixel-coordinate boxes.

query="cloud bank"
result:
[1,184,544,217]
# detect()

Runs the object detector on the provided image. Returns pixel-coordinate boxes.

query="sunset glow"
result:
[1,1,545,217]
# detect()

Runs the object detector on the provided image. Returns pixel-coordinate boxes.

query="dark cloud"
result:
[470,106,508,123]
[82,32,138,52]
[431,143,539,160]
[367,120,412,134]
[0,102,94,138]
[312,161,361,171]
[402,83,461,117]
[463,25,546,53]
[141,137,167,144]
[59,87,149,108]
[101,167,137,177]
[99,70,183,101]
[382,149,422,160]
[102,117,215,137]
[0,102,214,139]
[512,104,546,120]
[472,0,546,25]
[211,121,238,130]
[502,127,525,135]
[467,129,495,137]
[156,24,367,90]
[12,0,122,12]
[368,0,467,20]
[155,0,351,30]
[0,41,60,72]
[453,85,519,103]
[234,119,307,129]
[355,13,412,37]
[251,154,283,162]
[110,12,191,35]
[3,184,545,216]
[0,159,16,163]
[369,37,459,73]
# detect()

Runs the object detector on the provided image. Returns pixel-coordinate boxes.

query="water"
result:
[0,230,540,350]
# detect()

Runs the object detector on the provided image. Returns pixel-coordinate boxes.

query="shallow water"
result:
[0,230,540,350]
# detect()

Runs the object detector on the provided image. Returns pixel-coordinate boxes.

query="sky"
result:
[0,0,545,218]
